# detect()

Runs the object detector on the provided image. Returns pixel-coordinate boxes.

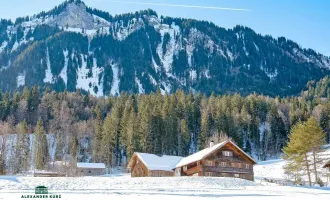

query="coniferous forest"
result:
[1,0,330,97]
[1,80,330,174]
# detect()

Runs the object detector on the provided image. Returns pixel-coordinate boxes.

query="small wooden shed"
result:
[128,153,183,177]
[76,162,106,176]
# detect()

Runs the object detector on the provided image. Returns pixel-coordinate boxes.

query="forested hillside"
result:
[0,0,330,97]
[1,84,330,174]
[303,76,330,99]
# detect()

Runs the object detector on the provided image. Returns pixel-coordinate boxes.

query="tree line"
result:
[0,86,330,174]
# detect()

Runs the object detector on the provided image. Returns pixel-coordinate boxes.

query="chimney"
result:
[210,140,214,148]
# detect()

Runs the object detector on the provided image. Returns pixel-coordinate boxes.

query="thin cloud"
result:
[105,0,251,12]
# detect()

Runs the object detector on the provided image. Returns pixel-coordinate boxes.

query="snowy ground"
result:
[255,159,287,180]
[0,175,329,200]
[255,146,330,185]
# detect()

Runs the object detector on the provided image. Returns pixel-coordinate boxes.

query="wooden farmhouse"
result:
[128,140,257,181]
[174,141,257,181]
[128,153,183,177]
[76,162,106,176]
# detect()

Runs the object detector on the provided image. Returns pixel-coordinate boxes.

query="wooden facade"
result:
[175,141,257,181]
[130,155,149,177]
[128,141,256,181]
[76,167,105,176]
[76,163,106,176]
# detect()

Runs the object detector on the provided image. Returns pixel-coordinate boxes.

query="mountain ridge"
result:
[0,0,329,97]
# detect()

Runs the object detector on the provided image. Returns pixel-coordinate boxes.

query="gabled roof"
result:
[77,162,106,169]
[175,140,257,168]
[129,152,183,172]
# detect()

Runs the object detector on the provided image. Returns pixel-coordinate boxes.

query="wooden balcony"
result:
[203,166,253,174]
[185,165,202,175]
[211,156,247,163]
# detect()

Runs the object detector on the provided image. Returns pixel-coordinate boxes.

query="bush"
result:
[316,177,324,187]
[293,176,302,186]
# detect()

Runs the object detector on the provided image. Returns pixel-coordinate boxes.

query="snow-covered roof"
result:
[175,141,257,168]
[77,162,106,169]
[132,153,183,172]
[48,161,70,166]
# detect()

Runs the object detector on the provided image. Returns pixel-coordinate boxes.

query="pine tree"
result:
[178,119,189,156]
[69,133,79,176]
[283,121,312,186]
[161,95,178,154]
[0,121,13,175]
[113,102,123,166]
[92,105,103,162]
[34,119,48,170]
[199,98,210,150]
[101,103,121,169]
[149,108,163,155]
[303,117,326,183]
[283,117,325,186]
[119,97,134,151]
[15,120,30,173]
[136,98,151,153]
[151,89,164,155]
[101,114,115,169]
[54,133,64,161]
[126,109,138,161]
[244,140,252,155]
[29,85,40,125]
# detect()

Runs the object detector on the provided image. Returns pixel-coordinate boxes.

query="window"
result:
[205,160,214,166]
[205,172,213,176]
[245,164,250,169]
[183,166,187,171]
[221,173,228,177]
[234,174,240,178]
[222,151,233,157]
[220,162,226,167]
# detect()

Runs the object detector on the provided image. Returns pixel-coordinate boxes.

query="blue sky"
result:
[1,0,329,56]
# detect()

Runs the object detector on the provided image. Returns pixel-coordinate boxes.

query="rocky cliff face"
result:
[48,3,99,29]
[0,0,329,96]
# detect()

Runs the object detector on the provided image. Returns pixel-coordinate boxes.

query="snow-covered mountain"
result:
[0,0,330,96]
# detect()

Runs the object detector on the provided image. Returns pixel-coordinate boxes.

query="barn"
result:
[174,140,257,181]
[76,162,106,176]
[128,141,256,181]
[128,153,183,177]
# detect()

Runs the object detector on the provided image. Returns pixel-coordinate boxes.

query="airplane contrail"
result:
[105,0,251,12]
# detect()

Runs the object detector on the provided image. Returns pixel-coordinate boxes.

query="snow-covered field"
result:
[255,146,330,184]
[1,146,330,199]
[0,175,329,200]
[255,159,287,180]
